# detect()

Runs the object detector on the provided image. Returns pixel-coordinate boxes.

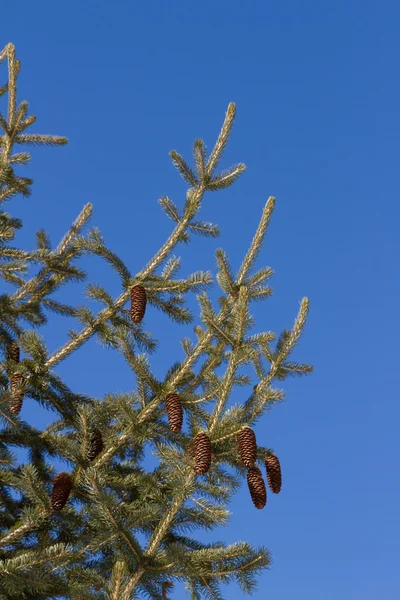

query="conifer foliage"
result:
[0,43,312,600]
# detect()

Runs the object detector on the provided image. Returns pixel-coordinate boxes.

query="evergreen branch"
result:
[76,228,131,286]
[92,301,234,469]
[215,248,236,296]
[13,134,68,146]
[120,294,243,595]
[169,150,199,186]
[87,473,144,563]
[207,163,246,191]
[120,567,145,600]
[247,265,274,286]
[11,204,92,304]
[236,196,275,285]
[247,297,310,423]
[0,508,49,548]
[56,203,93,254]
[0,44,17,135]
[206,103,236,176]
[188,220,220,238]
[10,101,28,136]
[45,185,206,369]
[159,197,181,223]
[208,348,241,435]
[9,151,30,164]
[107,560,127,600]
[193,138,207,184]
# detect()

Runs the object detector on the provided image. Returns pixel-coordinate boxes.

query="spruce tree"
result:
[0,43,312,600]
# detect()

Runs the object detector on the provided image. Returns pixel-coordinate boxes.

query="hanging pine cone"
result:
[247,466,267,509]
[165,392,183,433]
[194,432,212,475]
[7,341,20,363]
[130,284,147,323]
[237,426,257,467]
[9,373,24,415]
[265,454,282,494]
[88,428,104,461]
[51,472,73,511]
[162,581,174,600]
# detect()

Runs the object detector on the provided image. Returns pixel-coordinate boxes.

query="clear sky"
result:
[2,1,400,599]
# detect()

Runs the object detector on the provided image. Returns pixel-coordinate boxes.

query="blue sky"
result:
[2,1,400,598]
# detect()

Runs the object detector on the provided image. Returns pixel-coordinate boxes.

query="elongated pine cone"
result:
[130,284,147,323]
[7,341,20,363]
[265,454,282,494]
[194,432,212,475]
[9,373,24,415]
[237,426,257,467]
[51,472,73,511]
[165,392,183,433]
[247,466,267,509]
[162,581,174,600]
[88,428,104,461]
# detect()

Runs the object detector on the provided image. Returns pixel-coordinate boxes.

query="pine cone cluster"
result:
[165,392,183,433]
[9,373,24,415]
[238,426,257,467]
[88,428,104,461]
[130,284,147,323]
[194,432,212,475]
[51,472,73,511]
[247,466,267,509]
[265,454,282,494]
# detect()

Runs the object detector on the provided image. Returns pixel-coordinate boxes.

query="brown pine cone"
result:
[265,454,282,494]
[51,472,73,511]
[247,466,267,509]
[194,432,212,475]
[162,582,174,600]
[7,341,20,363]
[88,428,104,461]
[130,284,147,323]
[165,392,183,433]
[9,373,24,415]
[237,426,257,467]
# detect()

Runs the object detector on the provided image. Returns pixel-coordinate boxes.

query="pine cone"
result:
[247,466,267,509]
[88,428,104,461]
[237,426,257,467]
[194,432,212,475]
[265,454,282,494]
[7,341,20,363]
[162,582,174,600]
[9,373,24,415]
[51,472,73,511]
[165,392,183,433]
[130,284,147,323]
